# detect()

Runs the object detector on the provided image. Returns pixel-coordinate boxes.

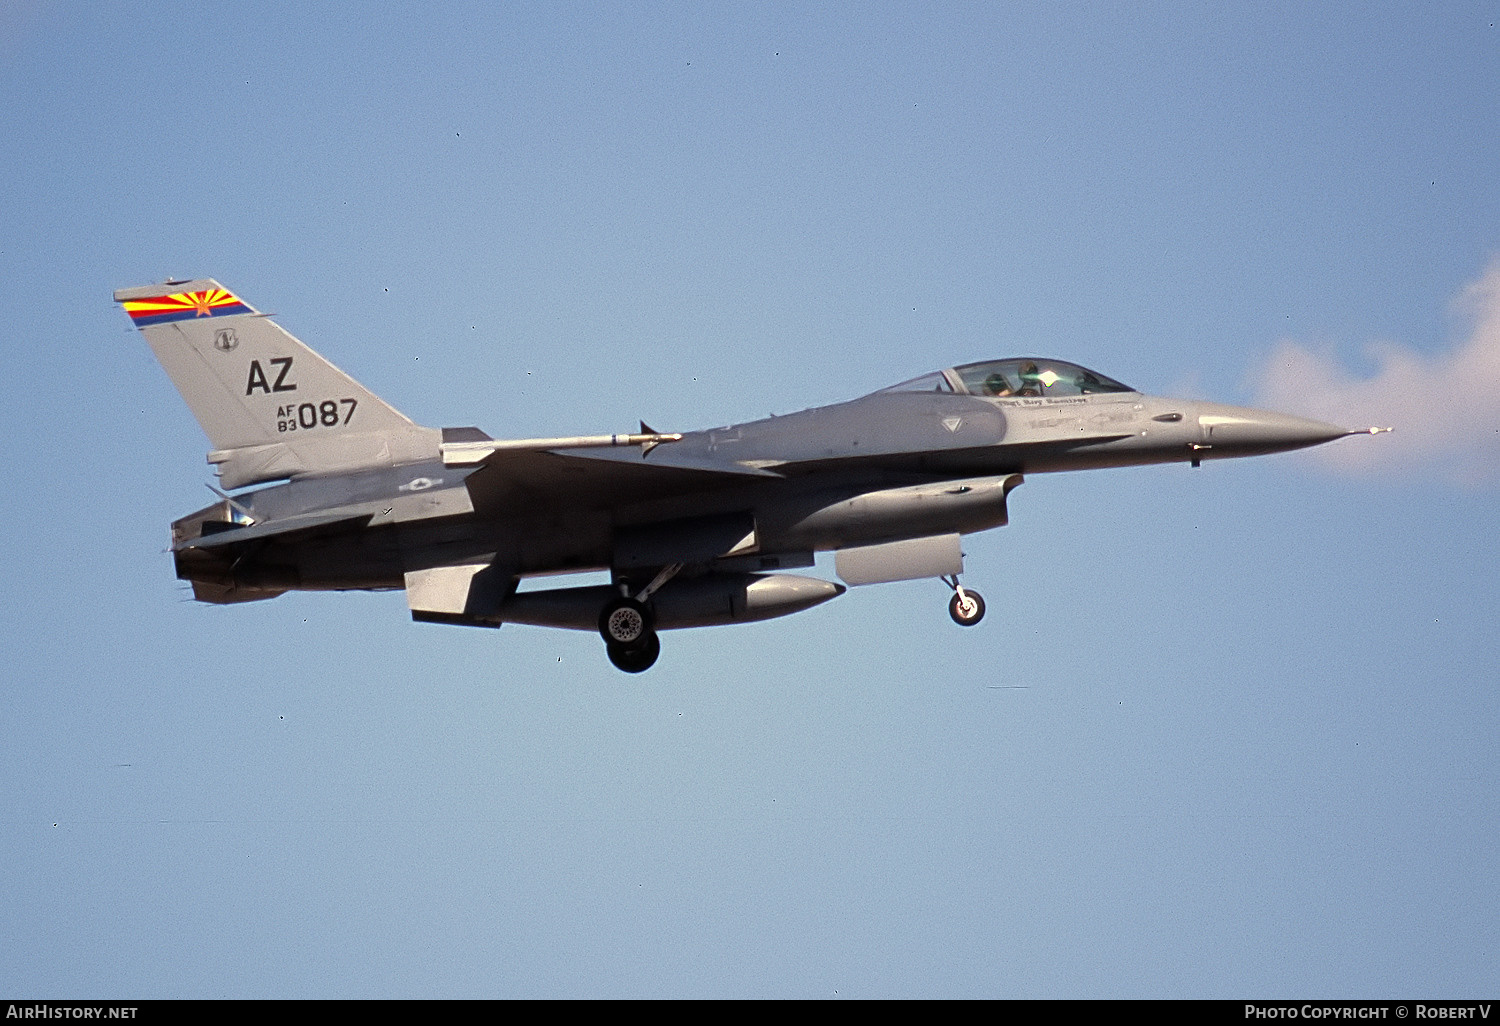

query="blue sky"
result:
[1,1,1497,998]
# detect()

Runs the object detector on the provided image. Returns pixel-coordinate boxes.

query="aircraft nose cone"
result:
[1197,403,1354,455]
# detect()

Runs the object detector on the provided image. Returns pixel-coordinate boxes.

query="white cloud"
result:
[1253,263,1500,485]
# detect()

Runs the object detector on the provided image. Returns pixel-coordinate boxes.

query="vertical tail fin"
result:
[116,280,439,488]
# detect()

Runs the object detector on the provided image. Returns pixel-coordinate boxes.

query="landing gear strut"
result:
[942,575,986,626]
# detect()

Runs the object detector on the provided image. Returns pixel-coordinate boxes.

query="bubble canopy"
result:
[876,359,1136,399]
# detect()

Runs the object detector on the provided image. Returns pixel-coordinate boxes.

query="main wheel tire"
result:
[599,596,654,647]
[607,632,660,673]
[948,589,986,627]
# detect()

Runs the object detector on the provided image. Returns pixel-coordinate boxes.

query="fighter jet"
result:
[117,279,1385,672]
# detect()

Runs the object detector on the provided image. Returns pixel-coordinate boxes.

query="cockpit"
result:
[876,359,1136,399]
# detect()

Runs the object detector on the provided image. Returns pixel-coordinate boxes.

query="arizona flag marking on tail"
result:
[122,287,253,326]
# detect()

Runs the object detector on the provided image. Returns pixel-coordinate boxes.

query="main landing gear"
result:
[599,595,660,673]
[942,574,986,627]
[607,632,661,673]
[598,563,682,673]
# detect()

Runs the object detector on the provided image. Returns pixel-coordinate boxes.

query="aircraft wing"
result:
[460,446,779,513]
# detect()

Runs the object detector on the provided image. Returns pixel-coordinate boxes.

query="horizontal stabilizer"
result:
[178,511,373,550]
[190,580,287,604]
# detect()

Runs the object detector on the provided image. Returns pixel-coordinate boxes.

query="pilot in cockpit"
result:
[1017,361,1042,396]
[982,372,1015,397]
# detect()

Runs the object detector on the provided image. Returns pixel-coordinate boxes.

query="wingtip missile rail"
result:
[442,430,684,466]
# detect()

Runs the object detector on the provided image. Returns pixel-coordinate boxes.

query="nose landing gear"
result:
[942,575,986,626]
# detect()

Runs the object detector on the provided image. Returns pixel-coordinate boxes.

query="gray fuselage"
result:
[171,382,1346,599]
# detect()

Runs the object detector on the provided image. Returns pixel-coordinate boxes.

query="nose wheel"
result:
[942,575,986,627]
